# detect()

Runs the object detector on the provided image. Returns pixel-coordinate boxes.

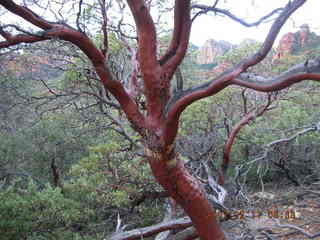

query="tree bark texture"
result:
[146,144,225,240]
[1,1,318,239]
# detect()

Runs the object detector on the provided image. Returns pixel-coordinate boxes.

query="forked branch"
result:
[232,59,320,91]
[0,0,146,133]
[163,0,307,146]
[109,217,192,240]
[160,0,192,79]
[192,4,283,27]
[219,94,274,185]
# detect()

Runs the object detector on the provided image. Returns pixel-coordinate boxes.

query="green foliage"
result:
[272,54,305,73]
[0,180,94,240]
[69,139,158,208]
[217,40,262,65]
[199,62,218,70]
[0,113,89,184]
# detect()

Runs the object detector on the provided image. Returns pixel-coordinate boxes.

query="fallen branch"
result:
[244,122,320,167]
[274,220,320,239]
[109,217,192,240]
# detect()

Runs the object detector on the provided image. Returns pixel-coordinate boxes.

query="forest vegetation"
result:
[0,0,320,239]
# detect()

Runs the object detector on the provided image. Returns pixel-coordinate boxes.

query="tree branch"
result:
[126,0,167,120]
[109,217,193,240]
[243,122,320,168]
[159,0,191,73]
[0,32,48,48]
[0,0,147,134]
[126,0,158,73]
[232,59,320,91]
[163,0,307,146]
[0,0,52,30]
[219,94,274,185]
[76,0,84,33]
[99,0,109,57]
[273,220,320,239]
[192,4,283,27]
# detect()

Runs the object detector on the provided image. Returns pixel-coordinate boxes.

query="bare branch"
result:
[0,32,48,48]
[0,0,147,134]
[99,0,108,56]
[76,0,84,33]
[0,0,53,30]
[163,0,307,146]
[273,220,320,239]
[51,157,63,189]
[159,0,191,69]
[192,4,283,27]
[243,122,320,168]
[232,58,320,91]
[219,94,274,185]
[174,67,184,92]
[126,0,158,72]
[109,217,193,240]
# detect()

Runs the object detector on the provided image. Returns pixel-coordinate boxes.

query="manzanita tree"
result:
[1,0,320,239]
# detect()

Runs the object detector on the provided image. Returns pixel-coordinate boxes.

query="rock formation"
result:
[195,24,320,75]
[299,24,310,48]
[274,24,319,59]
[196,39,233,65]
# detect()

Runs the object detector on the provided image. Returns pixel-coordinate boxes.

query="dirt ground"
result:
[220,181,320,239]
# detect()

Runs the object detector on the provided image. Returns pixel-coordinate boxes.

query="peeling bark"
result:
[146,146,225,240]
[1,0,320,239]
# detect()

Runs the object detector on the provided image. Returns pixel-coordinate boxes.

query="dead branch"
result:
[219,93,274,185]
[192,3,283,27]
[109,217,193,240]
[164,0,307,146]
[273,219,320,239]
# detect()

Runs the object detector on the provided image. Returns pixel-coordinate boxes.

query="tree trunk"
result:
[146,147,225,240]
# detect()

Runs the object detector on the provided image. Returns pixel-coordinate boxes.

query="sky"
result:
[190,0,320,46]
[0,0,319,48]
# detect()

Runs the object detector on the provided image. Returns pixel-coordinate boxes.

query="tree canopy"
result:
[1,1,320,239]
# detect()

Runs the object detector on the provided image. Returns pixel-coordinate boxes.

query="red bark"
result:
[146,145,225,240]
[164,0,307,146]
[219,96,273,185]
[2,0,320,239]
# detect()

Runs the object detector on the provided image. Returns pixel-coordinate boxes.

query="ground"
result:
[221,181,320,239]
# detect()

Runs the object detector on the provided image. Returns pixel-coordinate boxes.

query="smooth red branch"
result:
[163,0,307,146]
[126,0,158,73]
[53,27,146,133]
[232,59,320,91]
[160,0,191,69]
[219,95,273,185]
[148,155,225,240]
[0,0,52,30]
[0,1,146,134]
[127,0,168,120]
[162,1,192,79]
[0,33,48,48]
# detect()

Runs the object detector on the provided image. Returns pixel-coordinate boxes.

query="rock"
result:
[275,32,299,58]
[196,39,233,64]
[211,61,232,75]
[299,23,310,48]
[273,24,320,60]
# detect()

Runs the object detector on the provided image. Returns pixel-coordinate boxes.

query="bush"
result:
[0,180,96,240]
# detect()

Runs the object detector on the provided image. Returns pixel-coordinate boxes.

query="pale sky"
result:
[190,0,320,46]
[1,1,319,48]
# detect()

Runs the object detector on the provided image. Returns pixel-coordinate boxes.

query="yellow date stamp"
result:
[217,208,296,220]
